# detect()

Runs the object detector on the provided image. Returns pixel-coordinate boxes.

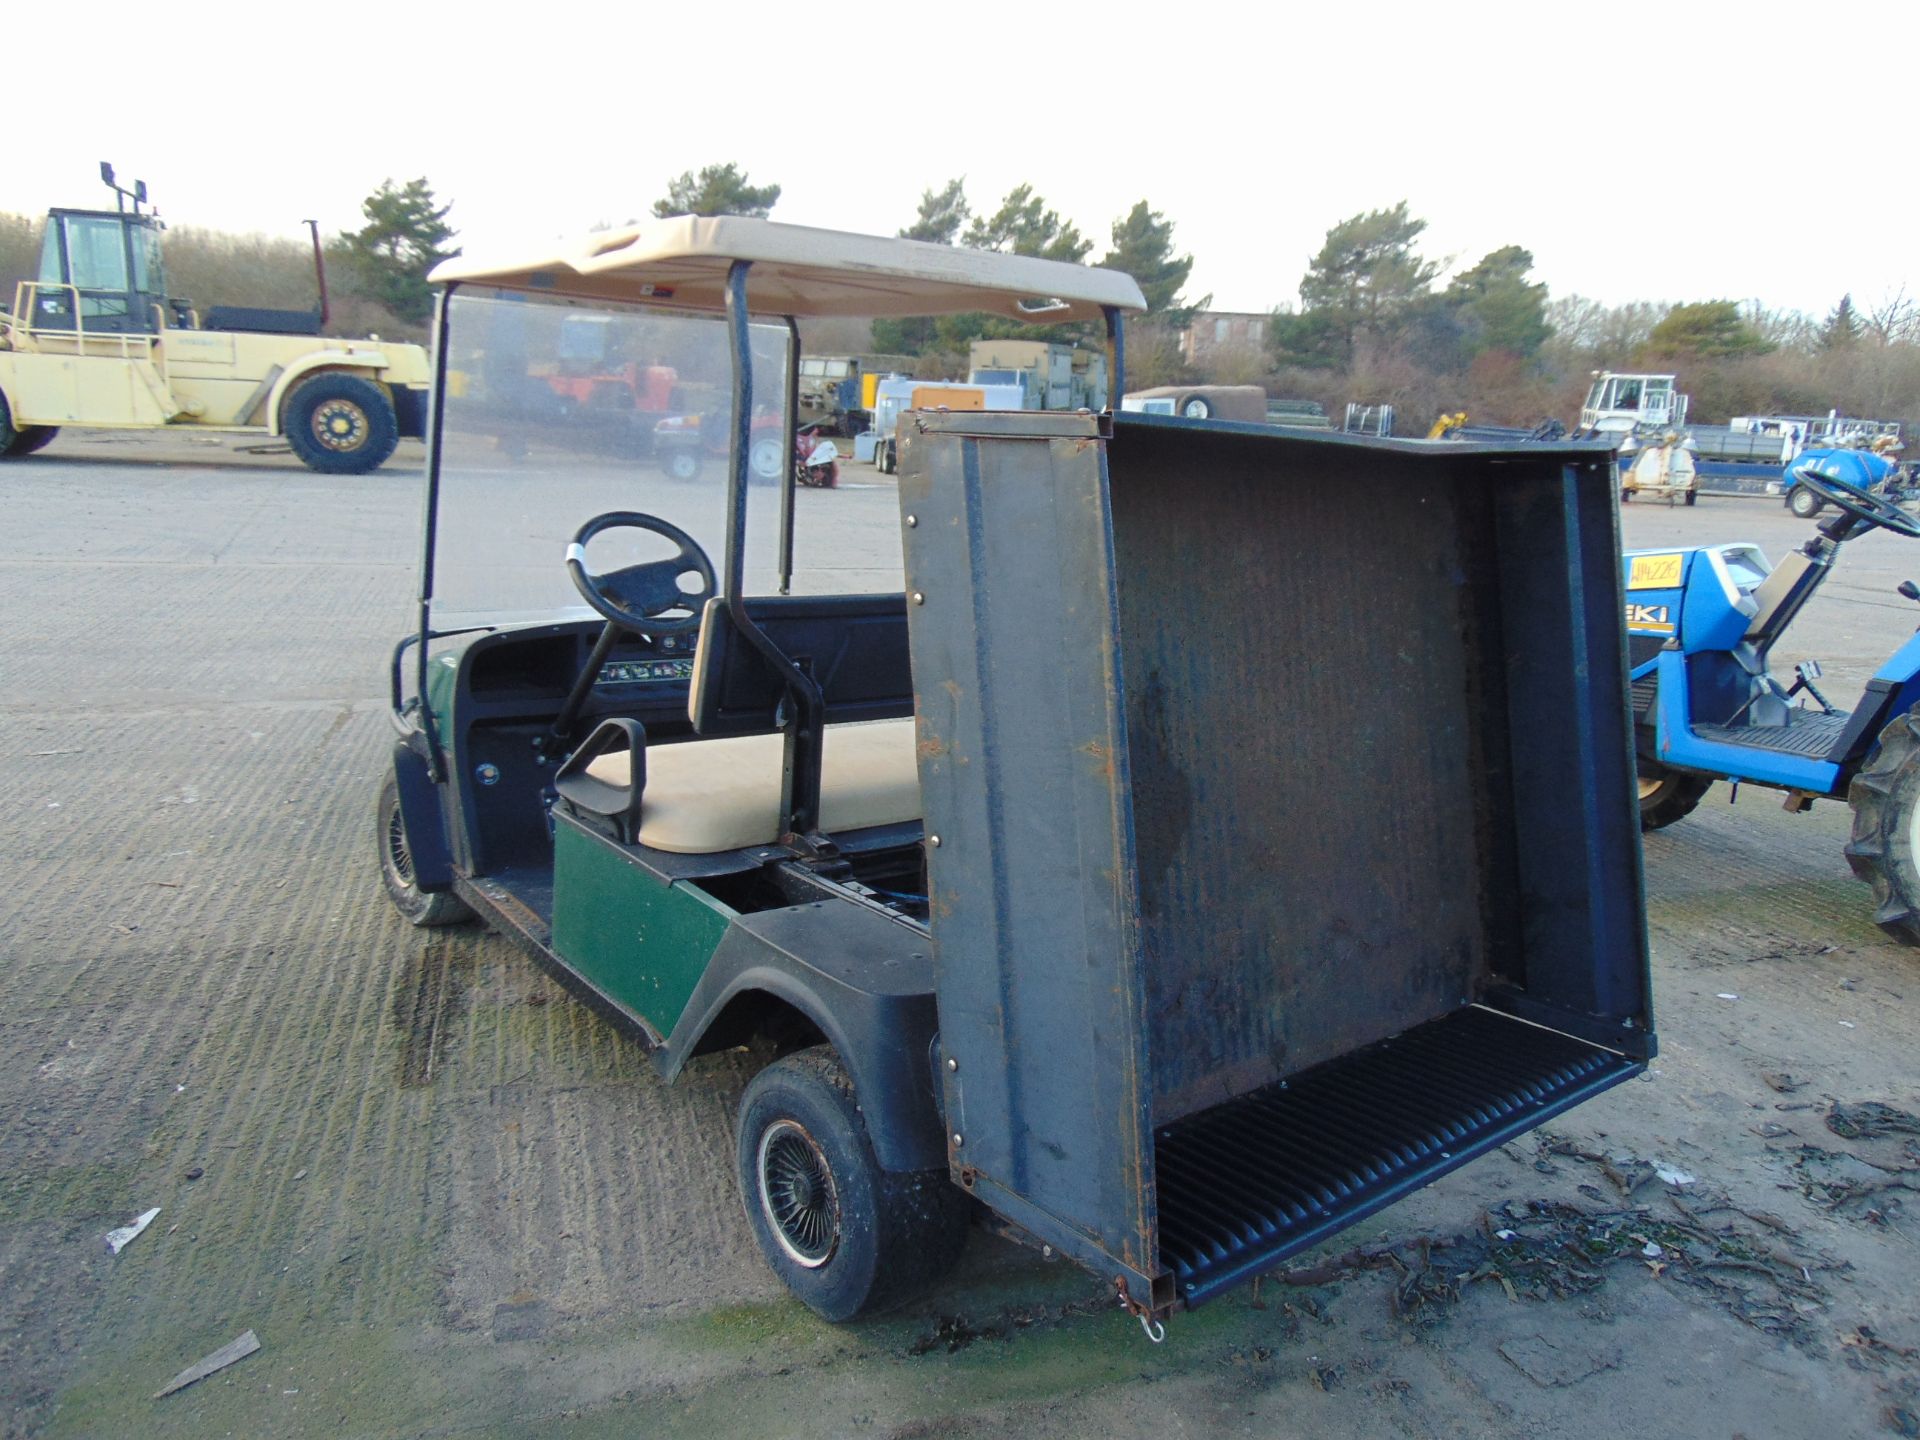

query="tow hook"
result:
[1114,1276,1166,1343]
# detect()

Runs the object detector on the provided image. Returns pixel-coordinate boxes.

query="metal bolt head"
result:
[946,1057,958,1072]
[906,514,918,528]
[951,1133,963,1147]
[929,834,941,848]
[912,591,925,605]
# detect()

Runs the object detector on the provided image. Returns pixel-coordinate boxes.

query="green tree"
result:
[339,177,458,327]
[651,163,780,220]
[1821,293,1862,350]
[1444,245,1550,358]
[1645,300,1772,358]
[902,178,970,245]
[1278,201,1439,368]
[964,184,1090,262]
[1101,200,1205,326]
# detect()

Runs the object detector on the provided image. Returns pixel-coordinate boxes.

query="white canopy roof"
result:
[430,215,1147,323]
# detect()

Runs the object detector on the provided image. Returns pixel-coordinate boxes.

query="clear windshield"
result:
[429,289,901,629]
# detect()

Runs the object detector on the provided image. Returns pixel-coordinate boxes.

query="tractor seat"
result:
[583,717,921,854]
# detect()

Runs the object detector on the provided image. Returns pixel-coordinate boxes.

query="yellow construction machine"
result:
[0,165,431,472]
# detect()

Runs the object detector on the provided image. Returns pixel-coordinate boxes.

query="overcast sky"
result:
[11,0,1912,322]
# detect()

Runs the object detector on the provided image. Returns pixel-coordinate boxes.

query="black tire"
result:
[377,772,472,927]
[1845,712,1920,945]
[1638,763,1712,831]
[1180,395,1213,419]
[877,439,895,476]
[736,1046,969,1321]
[284,373,400,475]
[1787,484,1823,519]
[5,424,58,456]
[0,389,17,456]
[1620,488,1632,503]
[662,446,702,481]
[1683,488,1697,507]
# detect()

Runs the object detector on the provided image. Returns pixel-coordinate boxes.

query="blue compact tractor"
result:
[1629,457,1920,942]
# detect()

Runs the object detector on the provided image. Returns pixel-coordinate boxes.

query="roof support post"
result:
[723,263,829,845]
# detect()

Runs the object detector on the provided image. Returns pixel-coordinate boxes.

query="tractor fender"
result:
[657,903,945,1174]
[264,351,394,436]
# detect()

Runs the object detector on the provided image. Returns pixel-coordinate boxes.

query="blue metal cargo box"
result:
[898,409,1652,1315]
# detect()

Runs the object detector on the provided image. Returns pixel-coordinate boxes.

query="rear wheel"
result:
[1788,485,1824,519]
[1844,713,1920,945]
[1638,764,1712,831]
[5,424,58,456]
[377,772,472,927]
[284,373,400,475]
[661,446,702,481]
[749,435,784,482]
[1683,488,1697,507]
[736,1046,968,1321]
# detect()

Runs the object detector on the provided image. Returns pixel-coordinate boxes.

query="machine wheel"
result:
[284,373,401,475]
[1844,713,1920,945]
[1638,764,1712,831]
[749,435,784,482]
[1620,488,1632,503]
[1787,485,1824,519]
[736,1046,969,1322]
[662,447,702,481]
[1683,488,1697,507]
[5,425,58,456]
[0,390,17,456]
[877,439,895,476]
[1180,395,1213,419]
[377,773,473,927]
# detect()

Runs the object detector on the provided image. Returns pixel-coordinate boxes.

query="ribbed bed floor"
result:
[1152,1005,1642,1305]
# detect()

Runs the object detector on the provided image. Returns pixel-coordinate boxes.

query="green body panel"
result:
[423,649,462,752]
[550,819,734,1037]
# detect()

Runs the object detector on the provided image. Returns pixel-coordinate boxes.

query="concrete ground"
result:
[3,431,1918,1439]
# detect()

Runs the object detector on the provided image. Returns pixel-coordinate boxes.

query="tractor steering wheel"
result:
[565,512,717,635]
[1791,463,1920,539]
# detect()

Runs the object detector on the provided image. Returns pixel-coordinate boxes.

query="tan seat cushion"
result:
[584,717,920,854]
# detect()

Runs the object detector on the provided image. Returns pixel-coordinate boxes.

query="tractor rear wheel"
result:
[1638,764,1712,831]
[736,1046,969,1321]
[5,425,58,456]
[285,373,400,475]
[377,773,473,927]
[1844,713,1920,945]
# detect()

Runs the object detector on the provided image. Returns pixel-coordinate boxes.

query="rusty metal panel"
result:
[898,413,1160,1294]
[1105,422,1492,1124]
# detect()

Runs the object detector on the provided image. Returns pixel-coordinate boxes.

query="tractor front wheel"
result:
[1844,713,1920,945]
[285,373,401,475]
[736,1046,968,1321]
[1638,763,1712,831]
[1788,485,1824,519]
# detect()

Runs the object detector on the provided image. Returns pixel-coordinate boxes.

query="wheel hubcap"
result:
[385,800,416,886]
[1638,776,1662,800]
[757,1120,838,1267]
[314,399,368,452]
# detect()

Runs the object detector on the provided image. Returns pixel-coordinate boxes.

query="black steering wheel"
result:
[565,512,717,635]
[1793,462,1920,539]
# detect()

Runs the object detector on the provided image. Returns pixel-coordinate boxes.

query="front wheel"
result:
[1638,763,1712,831]
[661,446,702,481]
[1844,713,1920,944]
[377,772,473,927]
[284,373,401,474]
[736,1047,968,1321]
[1788,485,1824,519]
[749,435,784,482]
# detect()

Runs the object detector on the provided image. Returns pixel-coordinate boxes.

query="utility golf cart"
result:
[1628,460,1920,943]
[380,217,1655,1327]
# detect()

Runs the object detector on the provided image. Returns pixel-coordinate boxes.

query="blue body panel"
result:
[1620,539,1920,794]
